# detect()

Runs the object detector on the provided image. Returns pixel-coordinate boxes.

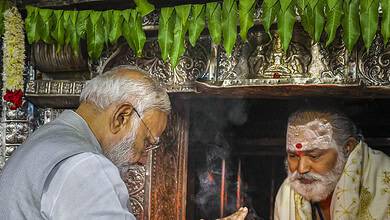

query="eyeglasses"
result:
[133,109,161,152]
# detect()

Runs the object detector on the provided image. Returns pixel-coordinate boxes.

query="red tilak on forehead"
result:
[295,143,302,149]
[295,143,304,156]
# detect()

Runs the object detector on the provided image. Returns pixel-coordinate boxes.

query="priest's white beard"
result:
[287,149,347,202]
[105,117,140,169]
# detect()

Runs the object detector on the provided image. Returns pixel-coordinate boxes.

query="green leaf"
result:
[63,11,71,45]
[38,9,54,43]
[239,0,256,41]
[121,9,132,22]
[325,0,343,46]
[296,0,310,11]
[326,0,338,10]
[122,9,135,51]
[76,10,91,39]
[264,0,279,7]
[261,2,280,36]
[280,0,293,12]
[189,5,206,47]
[87,11,105,60]
[102,10,112,45]
[51,10,65,48]
[300,5,315,38]
[109,10,124,44]
[313,0,325,42]
[342,0,360,52]
[360,0,379,49]
[65,11,80,56]
[206,2,222,45]
[122,10,147,56]
[382,0,390,45]
[309,0,320,9]
[169,5,191,67]
[134,0,155,16]
[130,10,146,57]
[222,0,238,56]
[158,7,175,61]
[25,6,40,44]
[277,5,296,51]
[175,5,191,25]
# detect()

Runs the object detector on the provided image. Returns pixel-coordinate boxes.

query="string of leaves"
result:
[24,0,390,68]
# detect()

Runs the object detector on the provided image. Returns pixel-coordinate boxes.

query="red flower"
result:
[3,89,23,110]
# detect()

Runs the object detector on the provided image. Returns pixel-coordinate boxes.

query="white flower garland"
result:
[2,6,25,94]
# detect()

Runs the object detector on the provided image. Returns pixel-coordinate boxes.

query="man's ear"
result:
[110,103,134,134]
[344,137,358,154]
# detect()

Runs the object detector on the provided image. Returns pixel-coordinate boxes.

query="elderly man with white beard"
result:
[274,109,390,220]
[0,66,248,220]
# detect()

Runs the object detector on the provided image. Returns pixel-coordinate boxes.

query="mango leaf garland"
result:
[222,0,238,56]
[325,0,343,46]
[382,0,390,45]
[86,11,105,60]
[278,5,296,51]
[25,6,40,44]
[170,5,191,68]
[76,10,91,39]
[38,9,53,43]
[261,1,280,36]
[189,4,206,47]
[206,2,222,45]
[158,7,175,62]
[342,0,360,52]
[239,0,256,41]
[360,0,379,50]
[134,0,155,16]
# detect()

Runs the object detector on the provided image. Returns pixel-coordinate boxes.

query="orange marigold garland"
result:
[2,6,25,110]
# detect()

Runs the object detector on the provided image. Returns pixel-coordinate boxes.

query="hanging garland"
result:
[24,0,390,68]
[2,6,25,110]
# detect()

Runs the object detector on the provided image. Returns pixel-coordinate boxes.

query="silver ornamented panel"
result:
[0,102,30,170]
[122,164,146,219]
[358,34,390,86]
[214,27,358,87]
[25,80,85,108]
[103,39,210,92]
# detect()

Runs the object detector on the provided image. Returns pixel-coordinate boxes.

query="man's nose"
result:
[297,157,311,174]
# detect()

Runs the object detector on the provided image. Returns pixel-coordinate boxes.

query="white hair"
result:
[80,65,171,115]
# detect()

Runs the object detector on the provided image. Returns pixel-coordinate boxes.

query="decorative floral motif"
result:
[2,6,25,110]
